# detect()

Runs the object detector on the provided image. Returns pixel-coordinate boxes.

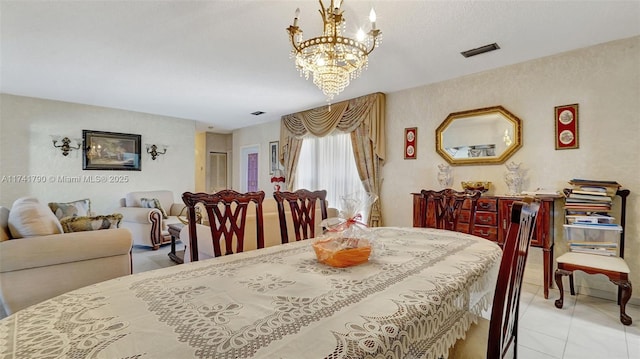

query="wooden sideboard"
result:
[412,193,560,299]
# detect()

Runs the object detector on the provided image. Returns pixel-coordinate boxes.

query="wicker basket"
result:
[312,237,372,268]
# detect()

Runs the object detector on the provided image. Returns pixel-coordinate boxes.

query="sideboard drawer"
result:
[477,198,498,211]
[475,211,497,226]
[473,225,498,241]
[462,197,497,210]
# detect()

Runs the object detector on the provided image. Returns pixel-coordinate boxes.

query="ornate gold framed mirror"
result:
[435,106,522,165]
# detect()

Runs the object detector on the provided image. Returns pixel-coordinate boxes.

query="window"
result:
[295,132,364,211]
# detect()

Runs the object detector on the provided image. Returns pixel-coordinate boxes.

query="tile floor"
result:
[517,282,639,359]
[131,245,640,359]
[131,244,178,273]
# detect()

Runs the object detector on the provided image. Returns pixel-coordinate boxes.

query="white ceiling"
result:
[2,1,639,133]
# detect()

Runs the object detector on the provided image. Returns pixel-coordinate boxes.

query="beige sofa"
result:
[117,190,184,249]
[0,206,133,316]
[180,198,336,262]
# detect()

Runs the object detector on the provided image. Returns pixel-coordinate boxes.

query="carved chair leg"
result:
[611,279,632,326]
[554,269,571,309]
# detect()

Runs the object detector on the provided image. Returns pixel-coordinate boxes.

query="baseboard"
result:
[573,284,640,306]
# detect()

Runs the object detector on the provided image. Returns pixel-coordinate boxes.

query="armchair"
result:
[0,206,133,315]
[117,190,184,249]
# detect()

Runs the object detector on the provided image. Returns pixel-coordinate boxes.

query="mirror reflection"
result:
[435,106,522,165]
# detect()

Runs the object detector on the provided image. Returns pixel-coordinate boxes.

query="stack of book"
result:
[564,179,621,214]
[563,179,622,256]
[568,240,618,256]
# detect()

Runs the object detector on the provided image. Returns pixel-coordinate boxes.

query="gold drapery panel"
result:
[351,124,383,227]
[279,92,385,226]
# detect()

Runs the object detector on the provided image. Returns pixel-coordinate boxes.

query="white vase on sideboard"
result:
[504,161,523,195]
[437,163,453,188]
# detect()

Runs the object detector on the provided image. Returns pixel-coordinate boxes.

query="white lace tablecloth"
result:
[0,227,501,359]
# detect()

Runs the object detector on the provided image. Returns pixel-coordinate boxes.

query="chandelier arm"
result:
[288,31,303,52]
[364,44,376,56]
[364,29,382,55]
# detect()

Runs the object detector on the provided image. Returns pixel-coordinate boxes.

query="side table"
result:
[167,223,185,264]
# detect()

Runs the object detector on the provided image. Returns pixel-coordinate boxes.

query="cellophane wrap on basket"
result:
[313,192,378,268]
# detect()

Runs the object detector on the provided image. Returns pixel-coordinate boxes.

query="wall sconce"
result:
[146,144,167,160]
[51,135,81,156]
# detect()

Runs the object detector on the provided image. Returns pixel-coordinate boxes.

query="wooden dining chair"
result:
[449,198,540,359]
[182,190,265,261]
[420,188,481,233]
[273,189,328,243]
[554,189,632,325]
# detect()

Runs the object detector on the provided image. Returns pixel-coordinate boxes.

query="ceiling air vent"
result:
[251,111,265,116]
[461,43,500,58]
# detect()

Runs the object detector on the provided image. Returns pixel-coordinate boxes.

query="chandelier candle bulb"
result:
[293,8,299,27]
[370,8,376,29]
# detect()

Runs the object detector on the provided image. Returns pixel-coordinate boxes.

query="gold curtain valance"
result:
[280,92,386,163]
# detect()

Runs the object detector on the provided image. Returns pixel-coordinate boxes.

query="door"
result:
[208,152,227,192]
[240,145,259,192]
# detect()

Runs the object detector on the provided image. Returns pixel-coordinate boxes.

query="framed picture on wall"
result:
[82,130,142,170]
[554,104,579,150]
[404,127,417,159]
[269,141,279,175]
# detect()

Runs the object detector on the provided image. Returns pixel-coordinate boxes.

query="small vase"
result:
[437,163,452,188]
[504,162,522,195]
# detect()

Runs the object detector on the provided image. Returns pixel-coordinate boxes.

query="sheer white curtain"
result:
[294,131,364,211]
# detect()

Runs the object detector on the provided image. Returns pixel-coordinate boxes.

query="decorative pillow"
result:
[8,197,64,239]
[140,198,168,219]
[48,198,92,220]
[59,213,123,233]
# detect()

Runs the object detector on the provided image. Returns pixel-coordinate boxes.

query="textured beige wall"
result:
[0,94,196,214]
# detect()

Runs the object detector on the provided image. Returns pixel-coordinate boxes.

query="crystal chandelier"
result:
[287,0,381,101]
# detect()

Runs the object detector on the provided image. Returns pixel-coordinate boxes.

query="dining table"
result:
[0,227,502,359]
